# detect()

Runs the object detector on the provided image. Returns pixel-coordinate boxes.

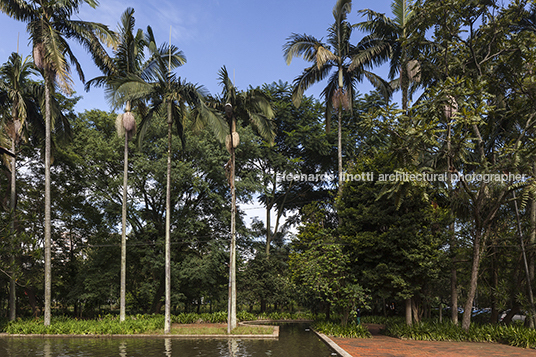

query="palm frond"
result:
[0,0,36,22]
[392,0,414,29]
[333,0,352,24]
[362,70,393,101]
[283,33,326,65]
[291,64,332,107]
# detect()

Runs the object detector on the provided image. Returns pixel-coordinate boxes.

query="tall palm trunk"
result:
[337,67,343,197]
[401,50,409,114]
[266,206,271,256]
[228,116,237,333]
[120,125,128,322]
[164,101,172,334]
[9,136,16,321]
[44,80,52,327]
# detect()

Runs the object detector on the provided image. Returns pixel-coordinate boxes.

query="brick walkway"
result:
[331,324,536,357]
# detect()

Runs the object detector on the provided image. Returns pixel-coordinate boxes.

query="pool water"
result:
[0,323,339,357]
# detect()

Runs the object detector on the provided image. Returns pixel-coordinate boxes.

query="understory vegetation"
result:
[3,311,312,335]
[383,319,536,349]
[312,321,372,338]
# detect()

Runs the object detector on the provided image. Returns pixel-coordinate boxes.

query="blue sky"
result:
[0,0,394,113]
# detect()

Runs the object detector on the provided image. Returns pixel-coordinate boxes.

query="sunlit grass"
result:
[171,325,274,335]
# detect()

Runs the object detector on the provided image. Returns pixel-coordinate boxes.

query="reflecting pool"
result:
[0,323,339,356]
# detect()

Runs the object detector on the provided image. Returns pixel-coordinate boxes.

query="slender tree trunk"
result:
[120,131,128,322]
[530,163,536,282]
[462,230,482,331]
[405,298,412,325]
[228,116,237,333]
[513,191,536,328]
[412,296,421,323]
[9,138,16,321]
[44,82,52,327]
[446,121,458,325]
[450,223,458,325]
[490,245,499,324]
[164,103,172,334]
[272,182,291,248]
[266,205,271,256]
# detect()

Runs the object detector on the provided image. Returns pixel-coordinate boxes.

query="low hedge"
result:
[4,311,314,335]
[384,320,536,349]
[312,321,372,338]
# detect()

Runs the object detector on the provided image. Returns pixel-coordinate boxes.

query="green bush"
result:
[5,314,164,335]
[361,315,404,325]
[384,319,536,349]
[312,321,371,338]
[3,310,318,334]
[237,311,256,322]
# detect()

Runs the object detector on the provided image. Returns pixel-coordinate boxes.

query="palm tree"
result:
[354,0,418,113]
[284,0,390,195]
[0,0,116,326]
[114,27,225,333]
[210,65,275,332]
[86,7,146,323]
[0,52,42,321]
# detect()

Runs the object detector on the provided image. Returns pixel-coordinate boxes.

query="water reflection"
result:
[43,340,51,357]
[119,341,127,357]
[228,338,238,357]
[0,323,338,357]
[164,338,172,357]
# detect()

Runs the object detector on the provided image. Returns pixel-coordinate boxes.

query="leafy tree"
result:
[239,251,291,313]
[290,218,367,325]
[338,152,448,325]
[407,0,536,330]
[244,81,332,255]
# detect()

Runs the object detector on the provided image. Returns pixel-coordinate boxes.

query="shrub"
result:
[312,321,371,338]
[5,314,164,335]
[384,319,536,349]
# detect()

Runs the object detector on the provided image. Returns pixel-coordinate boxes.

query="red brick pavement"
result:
[331,324,536,357]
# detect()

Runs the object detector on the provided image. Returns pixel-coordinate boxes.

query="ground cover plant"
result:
[5,314,164,335]
[3,311,313,335]
[384,319,536,349]
[312,321,371,338]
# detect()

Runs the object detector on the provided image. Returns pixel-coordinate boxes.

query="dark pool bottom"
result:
[0,323,340,357]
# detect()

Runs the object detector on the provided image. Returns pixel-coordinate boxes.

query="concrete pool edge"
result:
[313,330,353,357]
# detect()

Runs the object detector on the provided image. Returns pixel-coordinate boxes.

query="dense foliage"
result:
[2,0,536,345]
